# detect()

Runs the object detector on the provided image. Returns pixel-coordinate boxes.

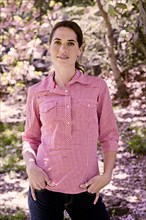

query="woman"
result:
[22,20,119,220]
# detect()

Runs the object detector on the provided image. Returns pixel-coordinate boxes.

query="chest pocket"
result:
[40,102,56,125]
[76,99,97,122]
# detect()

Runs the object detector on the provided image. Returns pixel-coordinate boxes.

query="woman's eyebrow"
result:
[53,38,61,41]
[53,38,76,42]
[68,39,76,42]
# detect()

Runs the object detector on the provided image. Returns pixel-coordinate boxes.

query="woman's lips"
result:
[57,56,69,59]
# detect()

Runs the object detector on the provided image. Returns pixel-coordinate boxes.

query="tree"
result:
[133,0,146,60]
[96,0,129,98]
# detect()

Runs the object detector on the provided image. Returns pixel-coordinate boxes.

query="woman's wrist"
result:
[26,159,36,170]
[102,172,112,183]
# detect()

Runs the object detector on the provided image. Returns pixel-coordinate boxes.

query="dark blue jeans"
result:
[28,188,110,220]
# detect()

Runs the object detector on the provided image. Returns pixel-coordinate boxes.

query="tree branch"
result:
[96,0,128,98]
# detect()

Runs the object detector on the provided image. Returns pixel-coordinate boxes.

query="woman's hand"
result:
[80,174,111,204]
[26,163,55,200]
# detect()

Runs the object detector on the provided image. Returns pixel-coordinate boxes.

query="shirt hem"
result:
[45,186,87,194]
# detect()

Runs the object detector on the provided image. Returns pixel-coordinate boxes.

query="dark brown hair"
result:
[49,20,84,72]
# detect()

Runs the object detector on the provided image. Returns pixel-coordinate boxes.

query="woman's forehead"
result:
[52,27,77,41]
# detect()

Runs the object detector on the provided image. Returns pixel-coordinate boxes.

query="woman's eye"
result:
[54,41,61,45]
[68,42,75,46]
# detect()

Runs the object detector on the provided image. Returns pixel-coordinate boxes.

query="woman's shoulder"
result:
[82,73,107,87]
[28,73,53,93]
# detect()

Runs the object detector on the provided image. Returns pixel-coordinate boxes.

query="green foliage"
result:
[33,0,95,12]
[0,210,26,220]
[34,0,52,14]
[108,2,128,17]
[128,127,146,155]
[109,207,130,217]
[116,3,127,10]
[70,0,95,6]
[108,4,116,17]
[0,122,25,173]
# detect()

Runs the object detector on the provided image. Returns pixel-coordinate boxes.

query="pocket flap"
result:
[40,102,56,112]
[77,99,96,108]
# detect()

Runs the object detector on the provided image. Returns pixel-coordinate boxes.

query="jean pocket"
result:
[85,191,96,197]
[35,188,47,193]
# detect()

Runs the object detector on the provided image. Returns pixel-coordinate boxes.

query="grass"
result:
[128,126,146,155]
[0,122,25,173]
[0,210,26,220]
[0,209,70,220]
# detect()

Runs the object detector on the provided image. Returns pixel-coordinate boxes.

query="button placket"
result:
[65,96,72,142]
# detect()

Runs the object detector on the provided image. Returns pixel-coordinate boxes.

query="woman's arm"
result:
[103,150,117,179]
[22,87,55,200]
[80,150,117,204]
[23,147,54,200]
[80,78,119,204]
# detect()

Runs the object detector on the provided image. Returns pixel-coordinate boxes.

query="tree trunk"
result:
[133,0,146,60]
[96,0,129,99]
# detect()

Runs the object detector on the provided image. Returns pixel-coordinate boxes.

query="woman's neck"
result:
[54,66,76,89]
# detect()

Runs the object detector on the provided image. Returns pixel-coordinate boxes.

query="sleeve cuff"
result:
[102,141,118,153]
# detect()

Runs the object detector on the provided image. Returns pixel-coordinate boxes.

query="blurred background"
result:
[0,0,146,219]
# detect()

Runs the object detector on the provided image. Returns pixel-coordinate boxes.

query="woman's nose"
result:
[59,44,67,52]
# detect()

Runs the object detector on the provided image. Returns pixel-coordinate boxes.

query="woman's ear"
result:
[77,45,83,57]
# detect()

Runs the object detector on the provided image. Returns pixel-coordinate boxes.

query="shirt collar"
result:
[71,70,93,85]
[49,69,92,88]
[37,69,93,94]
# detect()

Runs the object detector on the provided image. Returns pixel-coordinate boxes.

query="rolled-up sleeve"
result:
[97,79,119,152]
[22,87,41,154]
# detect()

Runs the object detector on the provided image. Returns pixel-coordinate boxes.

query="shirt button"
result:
[65,90,68,93]
[67,105,69,108]
[88,104,90,107]
[67,122,70,124]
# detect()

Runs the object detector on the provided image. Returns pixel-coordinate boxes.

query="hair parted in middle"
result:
[49,20,84,72]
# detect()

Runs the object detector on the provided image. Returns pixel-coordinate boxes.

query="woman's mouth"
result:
[57,56,69,59]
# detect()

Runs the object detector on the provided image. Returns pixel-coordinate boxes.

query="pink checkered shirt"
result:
[22,70,118,194]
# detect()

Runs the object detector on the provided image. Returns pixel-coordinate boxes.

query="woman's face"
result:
[49,27,82,68]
